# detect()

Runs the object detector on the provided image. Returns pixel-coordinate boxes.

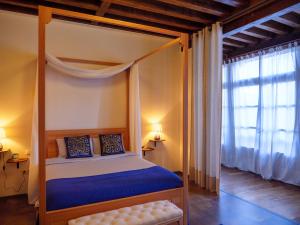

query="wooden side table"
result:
[149,139,166,147]
[142,147,154,156]
[7,158,28,169]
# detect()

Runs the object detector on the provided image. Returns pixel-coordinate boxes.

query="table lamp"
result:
[0,128,6,151]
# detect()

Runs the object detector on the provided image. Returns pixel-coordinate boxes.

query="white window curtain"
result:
[222,43,300,186]
[190,23,223,192]
[28,55,142,204]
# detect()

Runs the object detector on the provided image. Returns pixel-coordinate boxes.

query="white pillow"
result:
[56,138,67,157]
[92,137,101,155]
[56,138,94,157]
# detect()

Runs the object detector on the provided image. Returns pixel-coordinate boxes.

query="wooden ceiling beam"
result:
[0,0,37,9]
[227,27,300,58]
[107,8,201,31]
[273,12,300,28]
[228,33,260,44]
[0,0,196,35]
[223,0,300,37]
[213,0,246,8]
[223,38,247,48]
[223,44,236,51]
[242,27,276,39]
[51,7,182,36]
[110,0,213,24]
[95,0,112,16]
[256,20,293,35]
[46,0,214,24]
[46,0,96,11]
[155,0,227,17]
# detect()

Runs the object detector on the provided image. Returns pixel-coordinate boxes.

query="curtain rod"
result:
[224,38,300,63]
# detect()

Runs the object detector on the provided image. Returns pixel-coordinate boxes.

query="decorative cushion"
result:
[99,134,125,156]
[64,135,93,158]
[57,138,94,157]
[68,200,183,225]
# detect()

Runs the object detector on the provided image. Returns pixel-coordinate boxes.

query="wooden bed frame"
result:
[38,6,189,225]
[45,128,183,225]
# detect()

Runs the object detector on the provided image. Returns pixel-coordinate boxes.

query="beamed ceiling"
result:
[0,0,300,58]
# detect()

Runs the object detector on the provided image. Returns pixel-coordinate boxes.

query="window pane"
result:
[235,128,256,149]
[275,107,295,131]
[261,50,295,77]
[277,81,295,106]
[234,86,259,107]
[232,57,259,81]
[234,108,257,128]
[272,131,293,155]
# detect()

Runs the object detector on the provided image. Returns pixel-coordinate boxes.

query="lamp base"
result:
[154,135,161,141]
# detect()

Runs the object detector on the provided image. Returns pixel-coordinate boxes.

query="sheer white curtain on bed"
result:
[28,71,39,204]
[129,64,142,157]
[222,43,300,185]
[190,23,223,192]
[46,53,133,79]
[28,55,142,204]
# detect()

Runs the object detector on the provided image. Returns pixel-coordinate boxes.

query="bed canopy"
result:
[36,6,189,225]
[44,53,140,154]
[45,53,134,79]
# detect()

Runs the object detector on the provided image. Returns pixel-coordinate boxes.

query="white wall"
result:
[0,11,183,197]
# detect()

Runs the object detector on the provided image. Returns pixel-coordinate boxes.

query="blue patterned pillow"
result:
[99,134,125,156]
[64,135,93,158]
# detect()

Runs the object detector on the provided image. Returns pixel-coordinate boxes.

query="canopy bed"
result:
[35,6,189,225]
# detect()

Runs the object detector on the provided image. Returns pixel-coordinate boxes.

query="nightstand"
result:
[7,158,28,169]
[142,147,154,156]
[149,139,166,147]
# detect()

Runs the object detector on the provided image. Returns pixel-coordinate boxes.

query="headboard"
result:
[45,128,129,158]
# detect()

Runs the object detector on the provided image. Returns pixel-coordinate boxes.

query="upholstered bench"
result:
[68,200,183,225]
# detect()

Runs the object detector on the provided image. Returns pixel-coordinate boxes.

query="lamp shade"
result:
[152,123,162,140]
[153,123,162,133]
[0,128,6,139]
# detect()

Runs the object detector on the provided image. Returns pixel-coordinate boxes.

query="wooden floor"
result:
[190,186,299,225]
[221,166,300,223]
[0,195,35,225]
[1,168,300,225]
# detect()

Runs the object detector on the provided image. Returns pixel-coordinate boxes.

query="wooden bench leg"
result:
[178,217,183,225]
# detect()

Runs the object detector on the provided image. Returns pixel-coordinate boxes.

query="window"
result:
[222,47,296,155]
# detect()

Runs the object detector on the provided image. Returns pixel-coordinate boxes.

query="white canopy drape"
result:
[28,73,39,204]
[28,54,142,204]
[46,53,133,79]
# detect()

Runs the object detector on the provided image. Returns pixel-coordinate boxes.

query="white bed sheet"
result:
[46,152,155,181]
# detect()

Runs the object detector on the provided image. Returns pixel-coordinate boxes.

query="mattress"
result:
[46,153,183,211]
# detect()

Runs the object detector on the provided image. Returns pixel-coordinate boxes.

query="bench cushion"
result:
[68,200,183,225]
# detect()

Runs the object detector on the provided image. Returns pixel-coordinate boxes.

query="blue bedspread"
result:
[46,166,183,211]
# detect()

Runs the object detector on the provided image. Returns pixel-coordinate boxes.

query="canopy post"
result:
[38,5,52,225]
[181,32,189,225]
